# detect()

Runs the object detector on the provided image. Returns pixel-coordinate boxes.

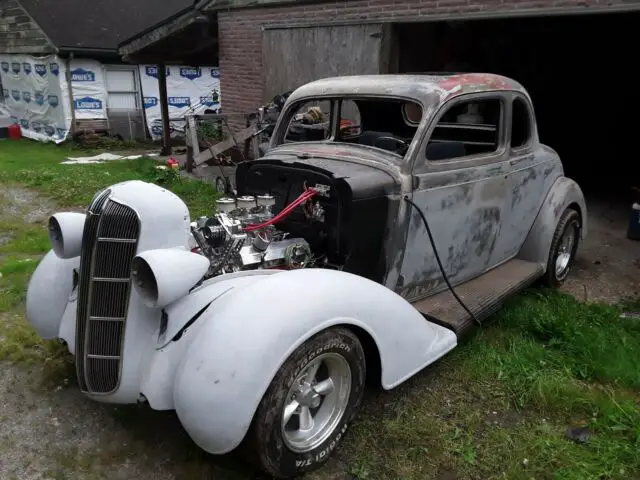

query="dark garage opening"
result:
[395,13,639,201]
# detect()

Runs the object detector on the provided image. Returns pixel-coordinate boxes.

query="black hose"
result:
[403,197,482,327]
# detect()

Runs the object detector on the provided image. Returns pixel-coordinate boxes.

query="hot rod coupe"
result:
[26,74,586,478]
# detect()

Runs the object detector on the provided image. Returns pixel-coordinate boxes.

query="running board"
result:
[412,259,544,337]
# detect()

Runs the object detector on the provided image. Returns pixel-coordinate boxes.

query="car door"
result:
[397,93,512,302]
[494,93,558,260]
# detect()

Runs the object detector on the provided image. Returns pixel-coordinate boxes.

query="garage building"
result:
[194,0,639,194]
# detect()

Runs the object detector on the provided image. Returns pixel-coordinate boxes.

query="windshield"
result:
[276,96,424,161]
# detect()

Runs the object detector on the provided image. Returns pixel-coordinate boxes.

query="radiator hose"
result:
[403,197,482,327]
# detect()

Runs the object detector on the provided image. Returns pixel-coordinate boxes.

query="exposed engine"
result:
[190,190,325,278]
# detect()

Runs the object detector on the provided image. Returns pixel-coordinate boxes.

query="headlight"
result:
[48,212,86,259]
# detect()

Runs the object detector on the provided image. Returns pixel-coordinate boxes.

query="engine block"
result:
[190,194,312,278]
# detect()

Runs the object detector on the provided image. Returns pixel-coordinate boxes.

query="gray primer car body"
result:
[266,73,587,301]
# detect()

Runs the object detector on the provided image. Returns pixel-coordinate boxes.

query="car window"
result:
[283,100,332,143]
[338,98,422,156]
[425,98,502,162]
[511,97,532,149]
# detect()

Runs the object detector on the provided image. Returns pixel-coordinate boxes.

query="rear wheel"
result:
[245,328,366,478]
[542,208,581,287]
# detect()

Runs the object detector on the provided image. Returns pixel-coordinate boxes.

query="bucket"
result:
[628,203,640,241]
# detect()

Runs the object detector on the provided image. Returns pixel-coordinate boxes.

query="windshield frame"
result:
[270,94,428,166]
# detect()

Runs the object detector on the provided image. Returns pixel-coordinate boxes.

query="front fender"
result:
[25,250,79,339]
[518,176,587,267]
[172,268,457,454]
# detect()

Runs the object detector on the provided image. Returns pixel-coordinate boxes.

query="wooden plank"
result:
[262,24,383,101]
[193,125,255,166]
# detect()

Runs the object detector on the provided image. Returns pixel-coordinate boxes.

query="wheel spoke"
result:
[298,406,314,432]
[283,400,299,425]
[313,378,334,396]
[304,360,321,384]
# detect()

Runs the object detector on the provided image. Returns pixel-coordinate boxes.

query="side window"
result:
[425,98,502,162]
[284,100,331,143]
[339,99,362,138]
[511,97,532,149]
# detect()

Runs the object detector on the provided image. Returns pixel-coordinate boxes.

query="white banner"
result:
[139,65,221,140]
[62,59,107,120]
[0,54,71,143]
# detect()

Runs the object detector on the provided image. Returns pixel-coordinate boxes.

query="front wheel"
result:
[245,327,366,478]
[542,208,581,287]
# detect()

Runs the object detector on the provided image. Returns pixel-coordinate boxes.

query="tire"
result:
[245,327,366,478]
[542,208,581,287]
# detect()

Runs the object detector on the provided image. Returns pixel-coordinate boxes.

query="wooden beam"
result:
[157,63,172,156]
[119,10,208,56]
[193,125,256,166]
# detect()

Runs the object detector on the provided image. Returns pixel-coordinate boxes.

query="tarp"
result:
[139,65,221,140]
[63,59,108,121]
[0,54,71,143]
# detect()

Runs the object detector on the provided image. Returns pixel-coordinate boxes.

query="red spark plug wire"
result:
[243,187,319,232]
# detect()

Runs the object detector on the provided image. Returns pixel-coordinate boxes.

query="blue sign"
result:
[168,96,190,108]
[151,124,163,136]
[1,62,8,73]
[20,119,29,130]
[44,124,55,136]
[22,63,32,75]
[11,90,20,101]
[22,91,31,103]
[34,64,47,77]
[74,96,102,110]
[48,95,59,107]
[11,62,20,74]
[71,68,96,82]
[143,96,158,109]
[211,68,220,78]
[31,121,43,132]
[199,96,219,108]
[179,67,201,81]
[2,89,8,99]
[50,63,59,76]
[35,93,44,105]
[145,66,170,79]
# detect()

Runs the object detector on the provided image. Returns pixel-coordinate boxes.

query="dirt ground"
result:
[1,191,638,480]
[560,196,640,304]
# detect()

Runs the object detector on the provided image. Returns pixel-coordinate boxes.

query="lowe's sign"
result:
[145,66,170,79]
[74,96,103,110]
[144,96,158,109]
[71,68,96,82]
[179,67,201,81]
[168,96,190,108]
[34,64,47,77]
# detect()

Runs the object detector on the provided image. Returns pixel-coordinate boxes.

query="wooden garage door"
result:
[262,24,384,100]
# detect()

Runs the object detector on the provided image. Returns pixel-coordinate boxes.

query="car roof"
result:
[286,73,527,106]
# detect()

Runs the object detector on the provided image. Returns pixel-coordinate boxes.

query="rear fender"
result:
[518,176,587,267]
[172,268,457,455]
[26,250,79,339]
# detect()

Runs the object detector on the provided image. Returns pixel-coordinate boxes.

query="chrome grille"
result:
[75,191,140,394]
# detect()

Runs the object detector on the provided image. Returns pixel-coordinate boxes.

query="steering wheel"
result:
[373,136,409,155]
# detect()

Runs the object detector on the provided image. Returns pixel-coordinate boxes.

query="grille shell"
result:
[75,190,140,394]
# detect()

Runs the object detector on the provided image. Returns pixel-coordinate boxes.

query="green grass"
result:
[1,139,639,479]
[0,140,216,374]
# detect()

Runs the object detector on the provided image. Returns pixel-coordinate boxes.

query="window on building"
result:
[511,97,532,149]
[425,98,502,161]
